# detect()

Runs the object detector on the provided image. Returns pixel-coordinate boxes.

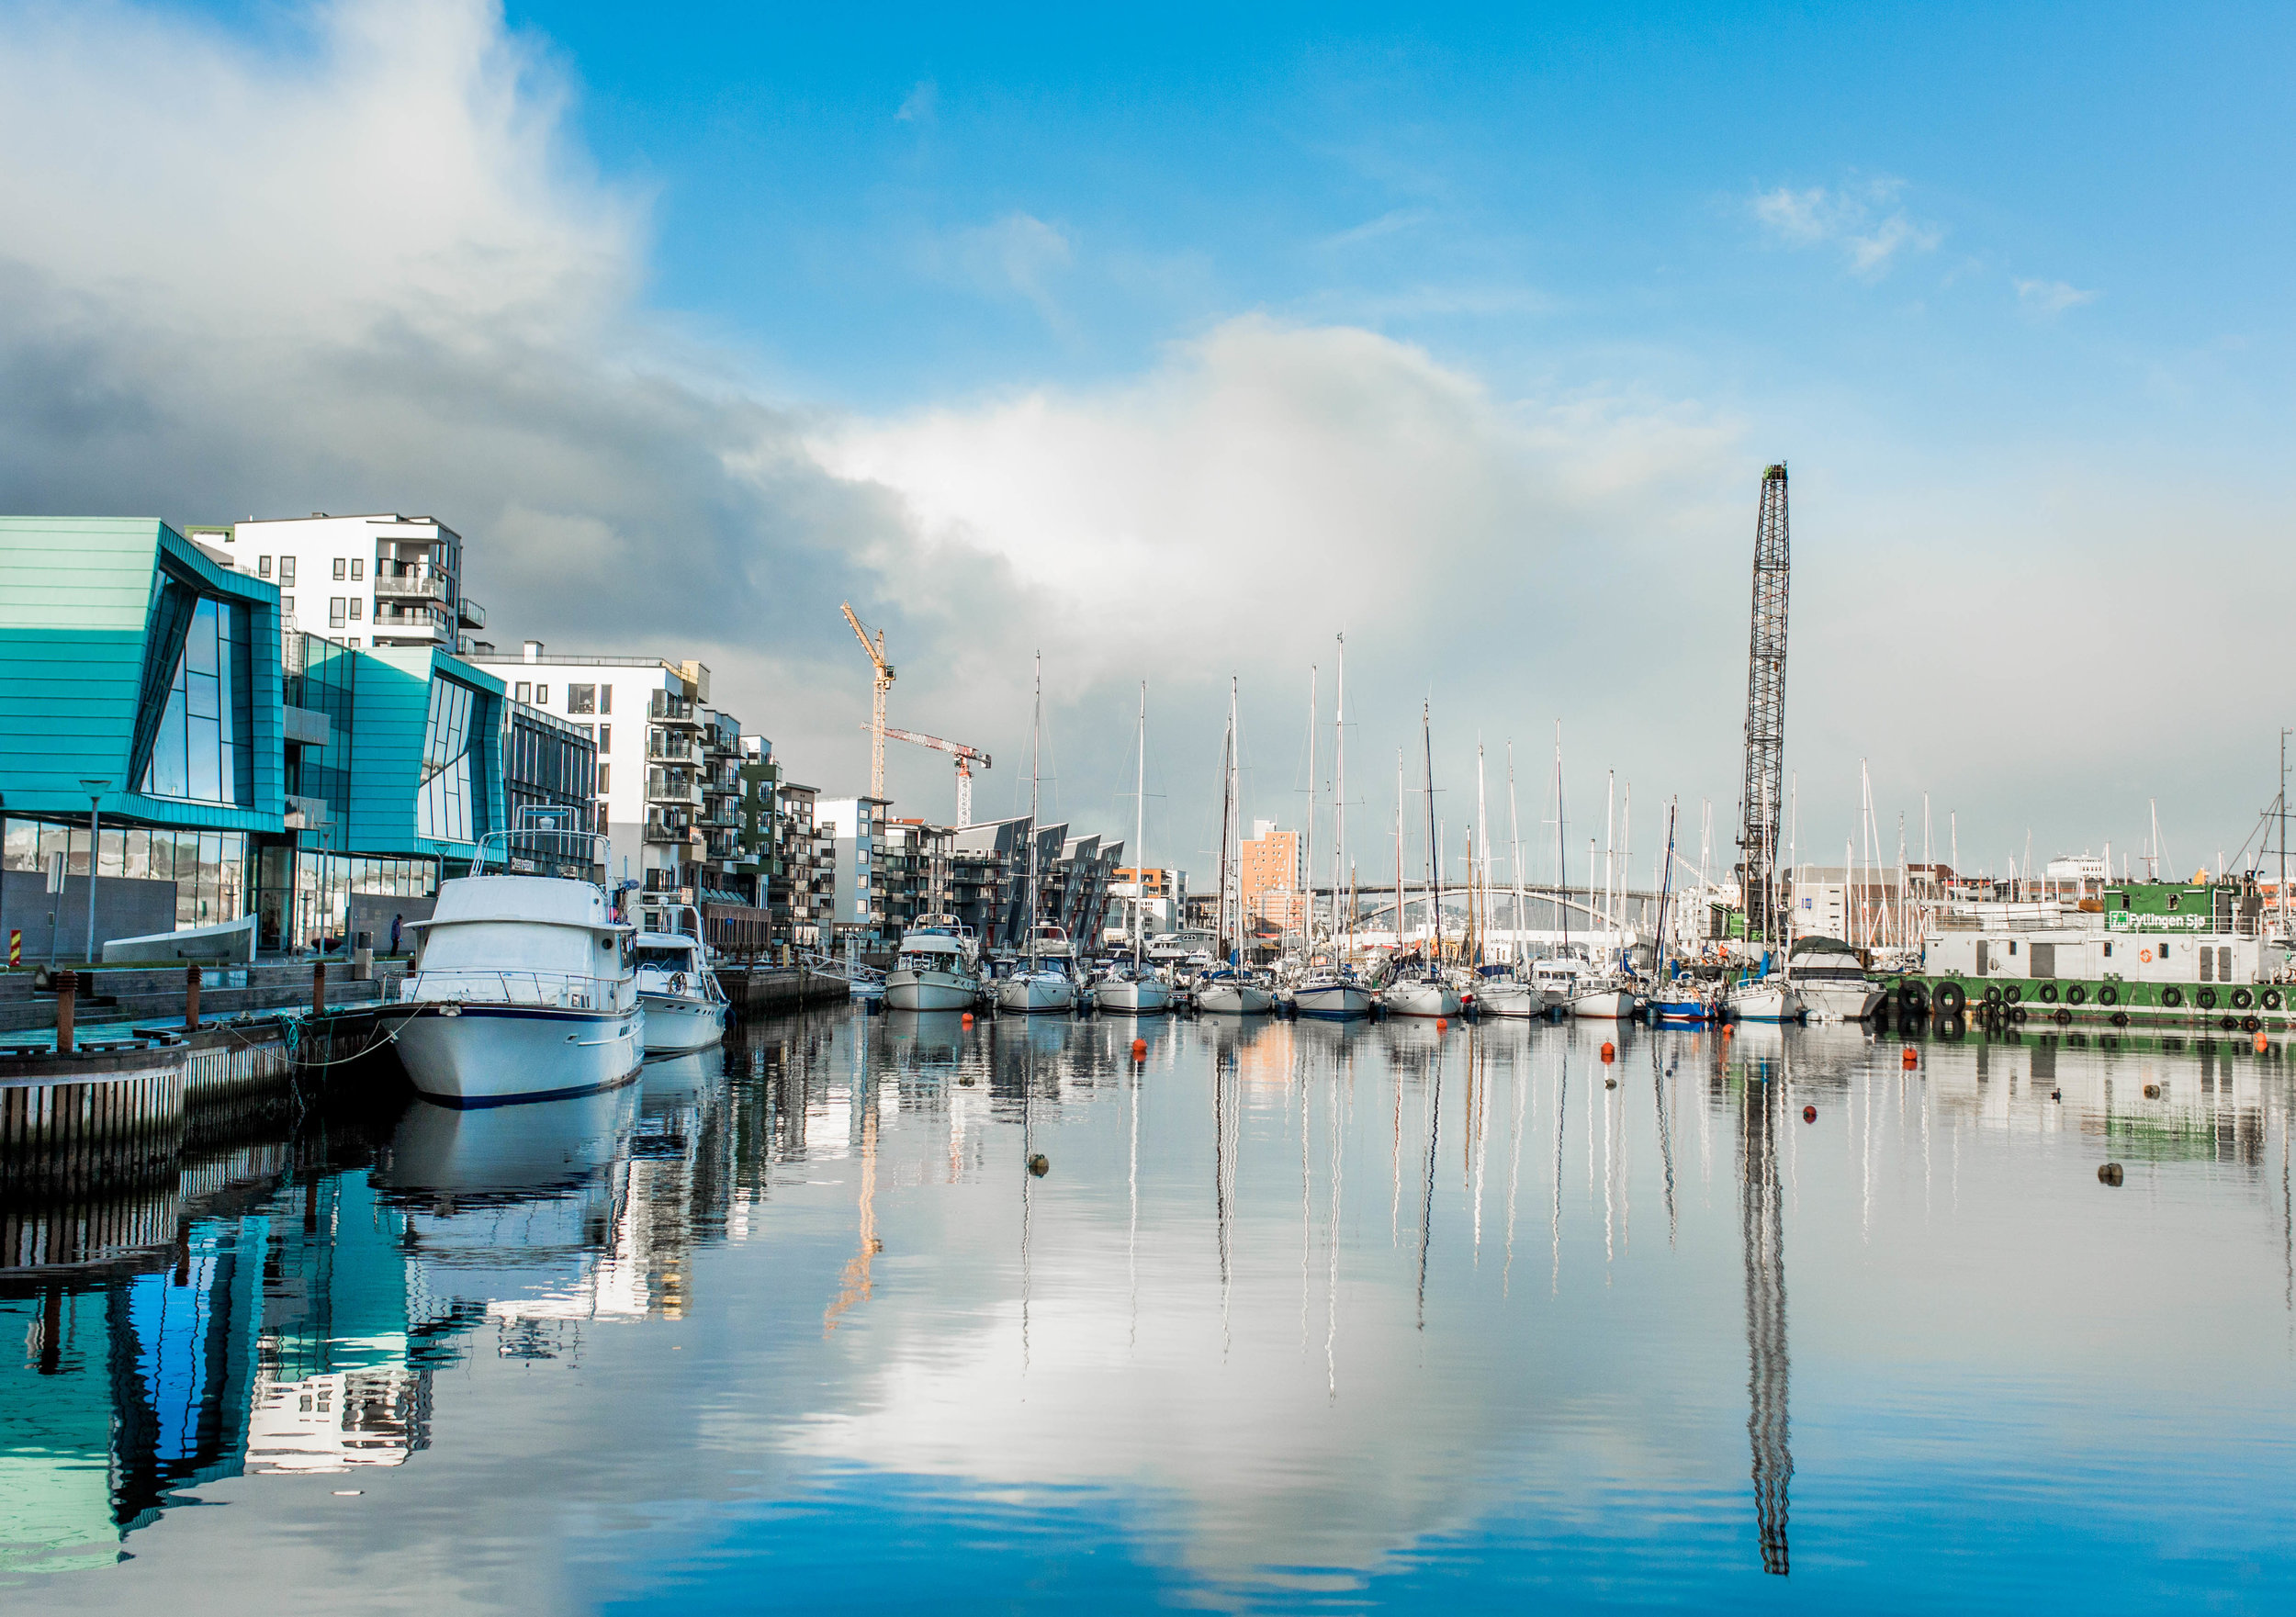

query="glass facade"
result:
[3,817,246,929]
[285,634,356,841]
[504,704,598,871]
[417,678,484,845]
[139,595,253,805]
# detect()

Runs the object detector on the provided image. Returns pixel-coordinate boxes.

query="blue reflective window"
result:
[418,679,481,843]
[140,596,250,804]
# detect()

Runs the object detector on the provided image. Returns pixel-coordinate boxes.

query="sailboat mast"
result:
[1304,665,1317,958]
[1395,751,1406,960]
[1507,745,1526,967]
[1554,723,1570,956]
[1133,680,1147,968]
[1334,634,1348,952]
[1219,679,1237,964]
[1476,742,1491,968]
[1029,653,1042,968]
[1422,702,1442,963]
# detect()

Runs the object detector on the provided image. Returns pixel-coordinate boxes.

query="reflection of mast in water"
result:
[1551,1053,1569,1296]
[1326,1041,1346,1398]
[822,1091,880,1334]
[1214,1044,1240,1353]
[1651,1043,1680,1245]
[1416,1048,1444,1330]
[1504,1047,1527,1292]
[1738,1056,1793,1577]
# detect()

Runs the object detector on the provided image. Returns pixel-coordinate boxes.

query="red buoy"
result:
[962,1012,974,1027]
[1600,1041,1615,1062]
[1901,1047,1919,1068]
[1803,1105,1817,1123]
[1131,1038,1147,1061]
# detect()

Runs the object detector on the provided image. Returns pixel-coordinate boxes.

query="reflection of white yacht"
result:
[633,908,727,1054]
[391,835,643,1107]
[887,915,984,1011]
[996,923,1078,1014]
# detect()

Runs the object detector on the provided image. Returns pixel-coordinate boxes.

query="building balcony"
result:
[643,817,699,846]
[457,597,487,630]
[647,772,703,807]
[374,570,451,602]
[647,734,700,764]
[649,691,703,728]
[370,605,449,639]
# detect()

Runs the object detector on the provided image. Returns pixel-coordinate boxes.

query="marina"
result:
[5,1002,2294,1609]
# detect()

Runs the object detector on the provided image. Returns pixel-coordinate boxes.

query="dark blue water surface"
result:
[5,1008,2293,1612]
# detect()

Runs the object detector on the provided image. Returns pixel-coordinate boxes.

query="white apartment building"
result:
[466,642,716,918]
[187,513,484,649]
[816,795,891,941]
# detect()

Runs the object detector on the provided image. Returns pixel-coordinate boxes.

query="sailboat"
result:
[1473,742,1540,1018]
[1383,702,1462,1019]
[1295,635,1373,1020]
[1644,799,1719,1024]
[1196,678,1275,1016]
[1562,738,1634,1020]
[1096,682,1174,1014]
[996,655,1077,1014]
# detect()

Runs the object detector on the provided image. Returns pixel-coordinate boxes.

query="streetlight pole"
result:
[80,779,110,965]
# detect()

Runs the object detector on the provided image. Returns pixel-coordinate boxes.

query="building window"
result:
[599,724,611,752]
[282,594,296,615]
[599,762,611,792]
[417,678,481,844]
[328,598,345,627]
[535,684,550,706]
[351,558,365,580]
[516,681,532,702]
[258,556,272,578]
[279,556,297,584]
[568,683,597,714]
[599,684,612,715]
[348,597,363,621]
[138,594,253,806]
[332,557,346,580]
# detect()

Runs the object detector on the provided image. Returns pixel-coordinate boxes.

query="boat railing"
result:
[403,968,628,1012]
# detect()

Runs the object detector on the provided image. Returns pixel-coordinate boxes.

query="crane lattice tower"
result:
[1738,464,1790,946]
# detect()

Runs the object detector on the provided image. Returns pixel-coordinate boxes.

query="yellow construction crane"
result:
[840,601,895,800]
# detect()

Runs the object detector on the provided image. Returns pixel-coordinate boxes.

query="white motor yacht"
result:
[1784,937,1886,1021]
[389,834,642,1107]
[886,914,984,1011]
[1529,956,1590,1012]
[996,922,1078,1014]
[632,912,728,1054]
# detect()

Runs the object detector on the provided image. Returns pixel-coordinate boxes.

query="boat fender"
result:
[2197,987,2218,1010]
[2144,1083,2161,1098]
[2243,1016,2261,1034]
[2098,984,2119,1006]
[1028,1153,1050,1177]
[1802,1105,1817,1123]
[2232,987,2254,1010]
[1983,985,2002,1006]
[2221,1016,2238,1031]
[2005,984,2022,1005]
[2162,986,2183,1008]
[2055,1008,2072,1026]
[2038,982,2058,1004]
[2099,1162,2124,1186]
[1600,1041,1615,1062]
[2012,1005,2029,1023]
[2110,1011,2129,1027]
[2265,989,2284,1011]
[1934,983,1966,1016]
[2067,985,2088,1005]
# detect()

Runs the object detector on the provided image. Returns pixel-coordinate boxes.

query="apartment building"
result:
[1241,821,1303,934]
[1109,865,1187,941]
[816,795,893,944]
[189,513,486,650]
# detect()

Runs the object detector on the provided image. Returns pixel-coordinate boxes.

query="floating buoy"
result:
[1028,1153,1050,1177]
[1722,1026,1734,1040]
[1600,1041,1615,1062]
[1131,1038,1147,1060]
[1802,1105,1817,1123]
[1436,1017,1448,1030]
[1604,1076,1617,1088]
[2051,1089,2061,1101]
[962,1012,974,1027]
[2099,1162,2124,1186]
[2256,1030,2269,1054]
[1901,1047,1918,1068]
[2144,1083,2161,1099]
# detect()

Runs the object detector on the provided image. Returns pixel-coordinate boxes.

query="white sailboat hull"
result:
[1293,982,1374,1020]
[1792,978,1885,1021]
[636,992,726,1053]
[887,967,982,1012]
[1196,983,1274,1015]
[1384,981,1461,1018]
[996,972,1075,1013]
[1095,977,1173,1014]
[1470,981,1540,1018]
[393,1005,645,1107]
[1569,989,1636,1019]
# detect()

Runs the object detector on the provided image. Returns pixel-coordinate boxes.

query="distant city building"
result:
[1241,823,1302,934]
[187,513,486,652]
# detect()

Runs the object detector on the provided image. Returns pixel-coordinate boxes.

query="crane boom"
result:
[839,602,895,800]
[862,723,993,827]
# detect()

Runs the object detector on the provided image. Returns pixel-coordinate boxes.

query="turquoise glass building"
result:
[0,517,596,953]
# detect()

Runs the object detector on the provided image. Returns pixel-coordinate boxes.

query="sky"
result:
[0,0,2290,886]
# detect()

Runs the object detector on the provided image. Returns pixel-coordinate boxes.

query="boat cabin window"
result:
[2008,940,2018,956]
[2103,941,2112,958]
[2159,941,2171,957]
[2167,893,2181,911]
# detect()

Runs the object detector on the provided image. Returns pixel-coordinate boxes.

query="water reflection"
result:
[2,1013,2294,1607]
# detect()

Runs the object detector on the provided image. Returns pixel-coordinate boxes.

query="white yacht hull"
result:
[1384,981,1462,1018]
[1293,982,1374,1020]
[1793,979,1885,1021]
[393,1005,645,1107]
[996,973,1075,1014]
[637,993,726,1053]
[1196,983,1275,1015]
[1728,986,1806,1023]
[1095,977,1174,1014]
[886,968,982,1012]
[1569,989,1636,1019]
[1471,982,1540,1018]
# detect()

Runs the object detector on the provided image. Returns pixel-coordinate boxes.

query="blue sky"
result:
[7,0,2292,871]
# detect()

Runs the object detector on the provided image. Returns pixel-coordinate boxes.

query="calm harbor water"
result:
[6,1006,2295,1611]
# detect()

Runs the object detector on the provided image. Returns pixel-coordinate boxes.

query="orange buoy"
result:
[1722,1025,1734,1039]
[1131,1038,1147,1060]
[1802,1105,1817,1122]
[2257,1030,2269,1054]
[1901,1047,1919,1068]
[1436,1017,1448,1030]
[1600,1041,1615,1062]
[962,1012,974,1027]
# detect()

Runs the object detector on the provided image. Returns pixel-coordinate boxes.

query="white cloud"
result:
[932,211,1075,328]
[1750,177,1941,277]
[895,78,938,124]
[2014,276,2099,316]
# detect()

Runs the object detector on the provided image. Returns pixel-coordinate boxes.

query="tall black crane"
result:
[1738,465,1791,946]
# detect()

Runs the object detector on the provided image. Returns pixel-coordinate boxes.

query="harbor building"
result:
[0,517,594,958]
[817,795,894,945]
[1241,820,1303,936]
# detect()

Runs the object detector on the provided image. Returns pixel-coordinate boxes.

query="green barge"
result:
[1885,878,2293,1032]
